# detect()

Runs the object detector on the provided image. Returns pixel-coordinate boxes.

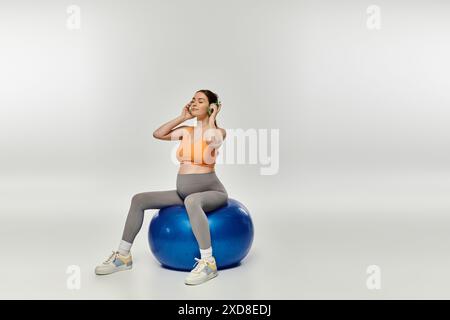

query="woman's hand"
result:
[181,103,195,121]
[209,102,221,118]
[204,127,224,148]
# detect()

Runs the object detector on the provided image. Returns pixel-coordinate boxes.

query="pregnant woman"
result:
[95,89,228,285]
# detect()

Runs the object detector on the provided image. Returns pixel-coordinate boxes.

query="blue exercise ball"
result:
[148,198,254,271]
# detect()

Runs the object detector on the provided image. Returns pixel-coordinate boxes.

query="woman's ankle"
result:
[118,240,133,256]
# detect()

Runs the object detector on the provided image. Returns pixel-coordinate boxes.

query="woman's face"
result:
[189,92,209,118]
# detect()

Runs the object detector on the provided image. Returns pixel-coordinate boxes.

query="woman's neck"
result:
[196,117,210,129]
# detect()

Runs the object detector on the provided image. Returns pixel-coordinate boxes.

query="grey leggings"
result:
[121,171,228,249]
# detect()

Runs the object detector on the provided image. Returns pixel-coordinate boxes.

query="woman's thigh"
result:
[132,190,184,210]
[184,190,228,213]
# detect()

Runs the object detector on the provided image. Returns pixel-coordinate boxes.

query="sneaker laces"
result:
[104,251,118,264]
[191,257,208,273]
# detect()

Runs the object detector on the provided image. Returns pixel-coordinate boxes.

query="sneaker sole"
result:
[95,264,132,275]
[184,272,218,285]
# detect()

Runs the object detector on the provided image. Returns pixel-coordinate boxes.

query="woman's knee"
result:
[131,192,153,208]
[184,194,201,209]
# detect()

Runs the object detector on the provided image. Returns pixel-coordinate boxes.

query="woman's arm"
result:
[205,104,226,147]
[153,104,193,141]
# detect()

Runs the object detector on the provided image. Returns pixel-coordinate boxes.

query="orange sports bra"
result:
[176,126,217,168]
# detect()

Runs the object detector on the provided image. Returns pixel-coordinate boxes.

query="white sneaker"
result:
[184,257,218,285]
[95,251,133,275]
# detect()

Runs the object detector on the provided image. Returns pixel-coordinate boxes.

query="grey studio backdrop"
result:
[0,0,449,299]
